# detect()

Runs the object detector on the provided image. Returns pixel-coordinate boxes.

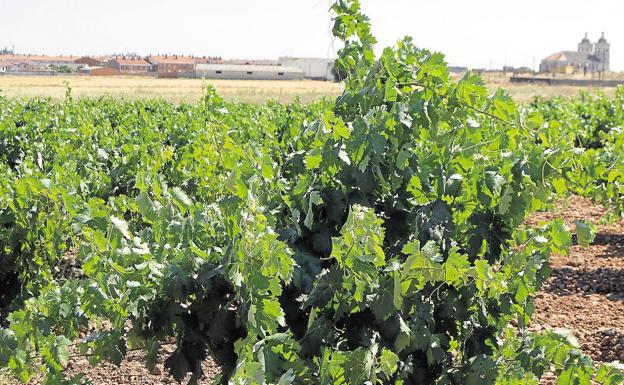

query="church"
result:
[540,33,610,74]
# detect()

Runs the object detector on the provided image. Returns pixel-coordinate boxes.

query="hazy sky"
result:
[1,0,622,70]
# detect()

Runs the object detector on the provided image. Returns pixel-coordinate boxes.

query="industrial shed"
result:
[195,64,304,80]
[278,57,335,81]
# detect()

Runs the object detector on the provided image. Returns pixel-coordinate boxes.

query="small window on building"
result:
[278,72,284,76]
[216,70,222,74]
[247,71,253,75]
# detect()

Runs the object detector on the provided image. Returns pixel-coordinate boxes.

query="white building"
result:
[540,33,610,74]
[278,57,336,81]
[195,64,304,80]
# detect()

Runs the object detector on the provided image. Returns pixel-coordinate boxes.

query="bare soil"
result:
[529,196,624,385]
[63,343,220,385]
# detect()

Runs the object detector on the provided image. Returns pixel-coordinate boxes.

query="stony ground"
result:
[529,196,624,364]
[64,343,220,385]
[2,342,221,385]
[3,195,623,384]
[529,196,624,385]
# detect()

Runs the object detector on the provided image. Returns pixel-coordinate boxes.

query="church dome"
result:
[581,33,590,44]
[598,32,607,43]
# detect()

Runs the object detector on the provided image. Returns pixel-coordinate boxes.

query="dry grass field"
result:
[0,73,620,104]
[0,76,343,104]
[482,71,618,101]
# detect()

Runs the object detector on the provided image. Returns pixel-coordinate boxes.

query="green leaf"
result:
[332,118,351,140]
[277,369,295,385]
[171,187,192,212]
[550,220,572,255]
[384,77,398,102]
[575,220,595,247]
[304,191,323,230]
[395,316,412,352]
[444,250,471,285]
[305,152,322,170]
[52,336,70,368]
[110,216,131,239]
[380,349,399,376]
[136,192,158,222]
[552,177,567,195]
[485,171,505,196]
[343,348,373,384]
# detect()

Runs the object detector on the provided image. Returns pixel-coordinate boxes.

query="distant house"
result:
[0,54,82,71]
[79,66,120,76]
[109,58,152,75]
[195,63,304,80]
[278,57,335,81]
[194,56,224,65]
[75,56,105,67]
[540,33,610,74]
[0,61,10,73]
[147,55,195,77]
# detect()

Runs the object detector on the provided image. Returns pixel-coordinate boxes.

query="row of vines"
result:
[1,1,624,384]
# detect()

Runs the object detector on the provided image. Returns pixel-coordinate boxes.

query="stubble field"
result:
[0,76,343,104]
[0,74,619,104]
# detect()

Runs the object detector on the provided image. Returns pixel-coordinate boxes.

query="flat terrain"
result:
[3,195,623,384]
[484,72,618,101]
[528,196,624,385]
[0,76,343,104]
[0,74,620,104]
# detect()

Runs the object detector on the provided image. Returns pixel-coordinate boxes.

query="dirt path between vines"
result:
[529,196,624,385]
[3,195,623,384]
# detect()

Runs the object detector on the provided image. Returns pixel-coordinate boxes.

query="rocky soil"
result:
[530,196,624,363]
[2,342,220,385]
[529,196,624,384]
[63,343,221,385]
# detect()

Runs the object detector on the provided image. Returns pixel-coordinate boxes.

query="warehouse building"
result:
[278,57,335,81]
[195,64,304,80]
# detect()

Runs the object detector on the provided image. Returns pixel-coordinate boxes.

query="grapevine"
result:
[0,2,623,385]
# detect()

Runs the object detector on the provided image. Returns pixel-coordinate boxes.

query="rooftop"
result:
[196,63,304,74]
[113,58,151,66]
[0,54,78,63]
[148,55,196,65]
[542,51,599,63]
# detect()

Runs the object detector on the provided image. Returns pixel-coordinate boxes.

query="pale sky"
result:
[1,0,622,70]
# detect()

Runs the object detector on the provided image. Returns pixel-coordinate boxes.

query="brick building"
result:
[109,58,152,75]
[147,55,195,76]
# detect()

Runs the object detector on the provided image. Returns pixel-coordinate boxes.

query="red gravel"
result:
[528,196,624,384]
[2,343,221,385]
[64,343,221,385]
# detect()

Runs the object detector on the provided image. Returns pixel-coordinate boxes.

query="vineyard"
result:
[2,1,624,384]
